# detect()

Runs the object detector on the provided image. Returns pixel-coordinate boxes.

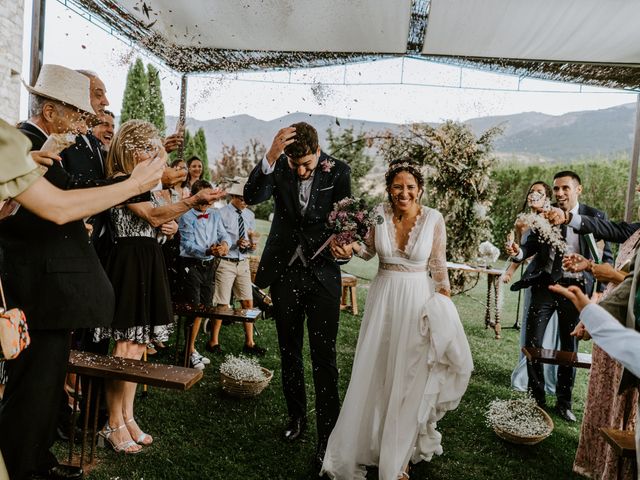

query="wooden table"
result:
[447,262,505,339]
[600,427,637,478]
[67,350,203,468]
[173,303,262,367]
[522,347,593,369]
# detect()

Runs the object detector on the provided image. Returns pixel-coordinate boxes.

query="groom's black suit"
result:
[244,152,350,445]
[512,203,613,409]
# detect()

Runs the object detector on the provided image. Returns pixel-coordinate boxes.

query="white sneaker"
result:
[193,350,211,365]
[190,352,205,370]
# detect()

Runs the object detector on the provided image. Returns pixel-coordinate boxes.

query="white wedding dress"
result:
[321,204,474,480]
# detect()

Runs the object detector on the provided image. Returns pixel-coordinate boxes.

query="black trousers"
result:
[270,262,341,446]
[0,329,71,480]
[526,284,580,408]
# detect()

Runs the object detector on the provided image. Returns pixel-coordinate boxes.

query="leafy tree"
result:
[379,121,503,292]
[120,58,149,125]
[326,127,376,205]
[146,64,166,135]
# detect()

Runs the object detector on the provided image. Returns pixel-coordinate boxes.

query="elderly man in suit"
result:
[244,122,351,471]
[507,170,613,422]
[0,65,140,480]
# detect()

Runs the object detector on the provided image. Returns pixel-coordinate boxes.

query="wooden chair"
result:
[340,273,358,315]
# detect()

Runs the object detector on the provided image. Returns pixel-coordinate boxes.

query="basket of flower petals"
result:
[220,354,273,398]
[486,397,554,445]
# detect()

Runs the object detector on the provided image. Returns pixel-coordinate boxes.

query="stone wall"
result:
[0,0,25,124]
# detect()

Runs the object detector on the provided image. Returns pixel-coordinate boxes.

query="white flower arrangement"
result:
[516,212,567,253]
[220,354,267,382]
[486,397,551,437]
[478,241,500,264]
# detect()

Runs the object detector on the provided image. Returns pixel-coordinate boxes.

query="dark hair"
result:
[103,109,115,119]
[170,159,185,168]
[283,122,318,159]
[553,170,581,185]
[385,159,425,203]
[183,156,204,187]
[521,181,552,212]
[190,179,212,196]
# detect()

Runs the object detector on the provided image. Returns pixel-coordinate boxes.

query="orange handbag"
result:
[0,276,30,360]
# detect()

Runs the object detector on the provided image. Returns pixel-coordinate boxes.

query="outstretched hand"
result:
[548,284,593,312]
[543,207,567,226]
[330,239,353,260]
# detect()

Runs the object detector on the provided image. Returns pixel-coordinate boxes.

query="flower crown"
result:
[385,161,422,180]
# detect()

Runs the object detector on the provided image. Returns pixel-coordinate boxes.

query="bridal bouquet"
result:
[312,197,383,259]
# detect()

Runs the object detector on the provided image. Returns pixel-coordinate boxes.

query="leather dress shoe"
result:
[31,464,83,479]
[555,406,577,422]
[283,416,307,442]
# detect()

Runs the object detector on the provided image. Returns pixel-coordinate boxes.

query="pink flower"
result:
[320,159,335,173]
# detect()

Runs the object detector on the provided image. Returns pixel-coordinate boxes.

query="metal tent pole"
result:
[28,0,46,112]
[177,73,188,161]
[624,94,640,222]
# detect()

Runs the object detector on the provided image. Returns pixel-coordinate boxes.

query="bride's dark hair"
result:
[385,159,425,203]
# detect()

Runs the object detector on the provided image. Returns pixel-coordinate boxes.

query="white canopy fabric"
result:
[69,0,640,86]
[423,0,640,64]
[115,0,411,53]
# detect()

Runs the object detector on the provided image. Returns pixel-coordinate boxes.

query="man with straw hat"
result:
[209,177,265,357]
[1,64,112,480]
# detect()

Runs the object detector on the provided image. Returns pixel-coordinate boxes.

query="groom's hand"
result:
[266,127,297,165]
[330,240,352,260]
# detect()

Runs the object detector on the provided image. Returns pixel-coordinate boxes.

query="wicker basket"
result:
[493,406,554,445]
[220,367,273,398]
[249,255,260,283]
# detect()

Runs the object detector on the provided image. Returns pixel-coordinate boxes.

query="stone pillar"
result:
[0,0,25,124]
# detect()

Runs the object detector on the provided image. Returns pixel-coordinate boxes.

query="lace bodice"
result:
[111,195,163,238]
[358,203,450,292]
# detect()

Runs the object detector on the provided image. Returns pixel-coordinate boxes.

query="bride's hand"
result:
[437,288,450,297]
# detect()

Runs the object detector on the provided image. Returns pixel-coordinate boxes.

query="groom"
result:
[244,122,351,468]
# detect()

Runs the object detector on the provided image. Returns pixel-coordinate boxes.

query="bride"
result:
[323,159,473,480]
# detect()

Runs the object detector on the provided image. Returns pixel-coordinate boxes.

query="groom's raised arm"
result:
[244,127,296,205]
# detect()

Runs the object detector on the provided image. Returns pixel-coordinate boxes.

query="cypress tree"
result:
[192,128,210,180]
[146,64,166,135]
[120,58,149,125]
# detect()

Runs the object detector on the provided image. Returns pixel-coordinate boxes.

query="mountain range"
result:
[164,102,638,164]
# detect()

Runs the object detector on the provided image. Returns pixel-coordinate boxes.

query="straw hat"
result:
[23,64,94,114]
[227,177,247,197]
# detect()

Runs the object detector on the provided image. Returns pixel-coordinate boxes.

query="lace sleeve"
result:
[428,213,451,293]
[356,227,377,261]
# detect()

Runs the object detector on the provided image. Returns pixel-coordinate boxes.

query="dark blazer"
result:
[244,152,351,293]
[62,133,105,181]
[512,203,614,295]
[575,215,640,244]
[0,124,115,330]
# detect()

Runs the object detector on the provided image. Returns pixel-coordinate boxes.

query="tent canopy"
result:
[69,0,640,88]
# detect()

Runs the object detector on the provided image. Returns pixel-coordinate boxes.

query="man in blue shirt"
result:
[209,178,266,356]
[178,179,231,369]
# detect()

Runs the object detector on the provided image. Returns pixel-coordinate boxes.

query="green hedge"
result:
[490,157,635,248]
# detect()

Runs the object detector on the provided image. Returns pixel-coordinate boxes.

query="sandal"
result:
[97,423,142,454]
[126,418,153,445]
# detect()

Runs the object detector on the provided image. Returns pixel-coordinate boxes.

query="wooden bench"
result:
[522,347,592,369]
[340,273,358,315]
[67,350,203,468]
[600,428,637,477]
[173,303,262,367]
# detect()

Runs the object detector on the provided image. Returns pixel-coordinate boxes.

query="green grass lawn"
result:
[73,220,589,479]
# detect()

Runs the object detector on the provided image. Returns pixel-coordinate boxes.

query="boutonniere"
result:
[320,158,335,173]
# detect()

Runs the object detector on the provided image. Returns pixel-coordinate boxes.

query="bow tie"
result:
[197,213,209,220]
